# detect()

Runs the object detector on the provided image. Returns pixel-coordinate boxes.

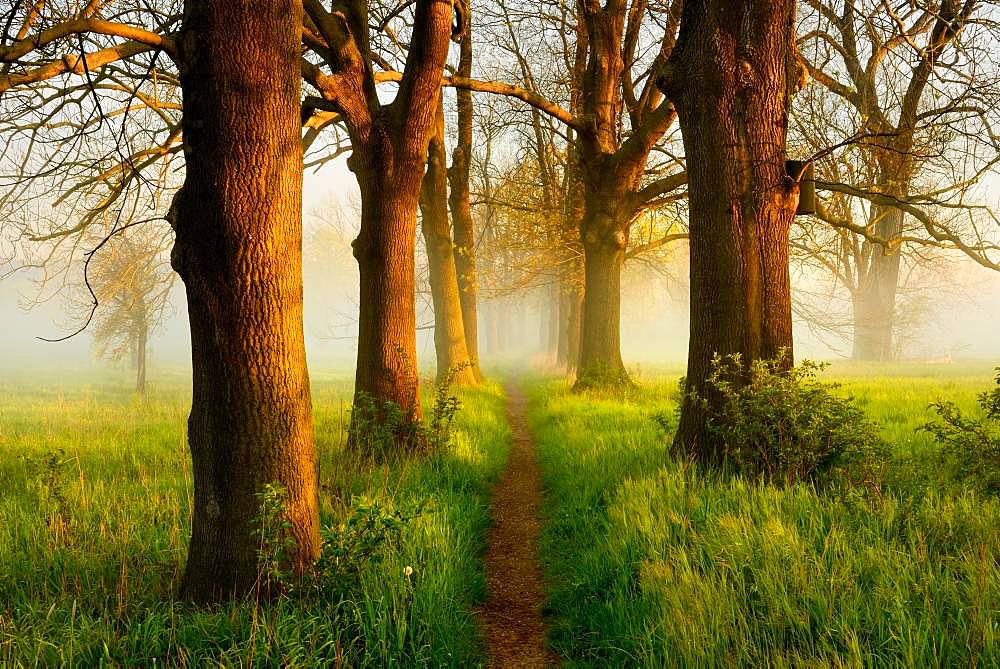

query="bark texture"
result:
[661,0,801,462]
[171,0,319,602]
[577,212,627,386]
[421,103,477,385]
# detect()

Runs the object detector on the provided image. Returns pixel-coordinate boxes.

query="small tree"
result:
[79,225,175,395]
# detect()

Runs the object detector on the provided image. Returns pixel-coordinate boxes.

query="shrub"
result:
[253,483,298,596]
[682,354,887,486]
[923,368,1000,495]
[305,497,417,603]
[254,483,419,603]
[348,363,469,457]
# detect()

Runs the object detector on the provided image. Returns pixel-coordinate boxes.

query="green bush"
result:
[923,368,1000,495]
[348,363,470,458]
[684,354,887,486]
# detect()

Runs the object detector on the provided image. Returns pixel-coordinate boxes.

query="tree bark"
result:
[351,140,425,438]
[448,4,484,382]
[661,0,801,463]
[421,103,477,385]
[575,211,628,388]
[171,0,319,602]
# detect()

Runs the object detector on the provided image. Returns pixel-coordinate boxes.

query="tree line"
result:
[1,0,997,602]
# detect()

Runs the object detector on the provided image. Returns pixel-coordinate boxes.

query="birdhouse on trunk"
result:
[786,160,815,216]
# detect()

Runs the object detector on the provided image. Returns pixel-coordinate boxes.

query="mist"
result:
[3,156,997,381]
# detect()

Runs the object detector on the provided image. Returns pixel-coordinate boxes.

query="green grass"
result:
[3,361,998,667]
[0,369,510,667]
[530,362,1000,667]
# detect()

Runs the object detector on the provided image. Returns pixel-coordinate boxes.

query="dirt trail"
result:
[480,381,556,668]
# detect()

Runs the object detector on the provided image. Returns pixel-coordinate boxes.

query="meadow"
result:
[1,361,998,666]
[531,361,1000,666]
[0,369,510,666]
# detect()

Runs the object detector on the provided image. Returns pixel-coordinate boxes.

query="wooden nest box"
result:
[786,160,815,216]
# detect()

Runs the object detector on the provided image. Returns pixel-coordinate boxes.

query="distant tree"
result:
[420,99,478,385]
[796,0,1000,360]
[447,5,486,382]
[72,224,174,395]
[300,0,457,446]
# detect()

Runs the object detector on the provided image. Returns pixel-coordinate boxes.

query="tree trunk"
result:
[135,320,147,396]
[448,5,485,383]
[171,0,319,602]
[853,204,904,361]
[351,143,425,441]
[566,283,583,373]
[547,282,560,359]
[662,0,800,463]
[575,210,629,389]
[421,103,477,386]
[556,287,570,366]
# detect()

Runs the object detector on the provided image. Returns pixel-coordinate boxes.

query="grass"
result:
[529,361,1000,667]
[3,361,998,667]
[0,368,510,667]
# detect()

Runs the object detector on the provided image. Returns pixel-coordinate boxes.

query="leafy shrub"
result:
[348,362,470,457]
[348,392,423,458]
[427,362,472,451]
[254,483,420,603]
[682,354,887,486]
[253,483,298,595]
[305,497,418,602]
[922,368,1000,495]
[23,449,73,538]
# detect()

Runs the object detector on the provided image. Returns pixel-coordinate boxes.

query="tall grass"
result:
[0,369,509,666]
[529,362,1000,667]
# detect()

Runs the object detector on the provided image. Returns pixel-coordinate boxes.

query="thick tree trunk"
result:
[421,105,477,386]
[853,204,904,361]
[448,7,484,383]
[575,210,629,389]
[662,0,800,463]
[351,146,425,439]
[171,0,319,602]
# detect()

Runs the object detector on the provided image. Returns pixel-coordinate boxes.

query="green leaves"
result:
[923,368,1000,495]
[686,354,888,487]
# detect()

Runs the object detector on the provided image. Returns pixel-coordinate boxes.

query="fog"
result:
[2,157,998,380]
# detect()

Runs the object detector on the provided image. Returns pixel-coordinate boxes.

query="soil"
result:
[479,381,557,668]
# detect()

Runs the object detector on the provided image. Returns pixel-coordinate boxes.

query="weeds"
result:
[253,483,297,596]
[529,370,1000,667]
[1,371,509,666]
[348,362,471,458]
[24,449,74,538]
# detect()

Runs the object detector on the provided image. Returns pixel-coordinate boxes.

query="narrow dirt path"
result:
[480,380,556,668]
